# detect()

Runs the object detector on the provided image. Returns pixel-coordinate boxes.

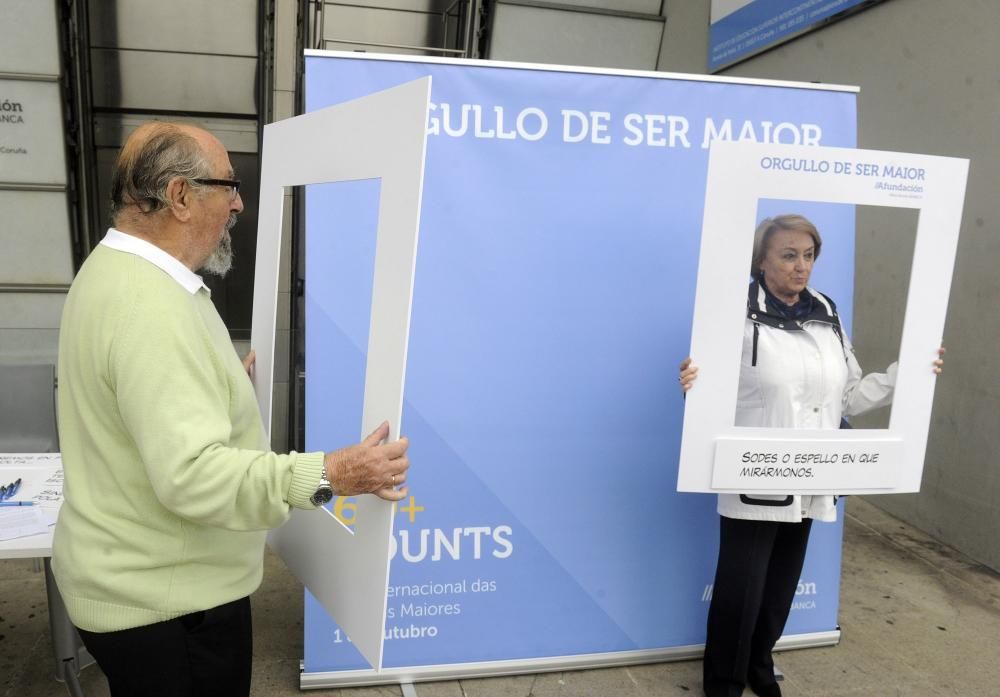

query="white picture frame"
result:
[678,141,968,495]
[250,77,431,669]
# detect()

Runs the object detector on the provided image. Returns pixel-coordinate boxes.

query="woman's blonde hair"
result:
[750,214,822,279]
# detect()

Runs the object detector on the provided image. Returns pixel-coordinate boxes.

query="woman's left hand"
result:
[933,346,945,374]
[679,357,698,393]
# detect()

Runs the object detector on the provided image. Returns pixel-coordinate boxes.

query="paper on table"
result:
[0,453,61,468]
[0,506,48,541]
[0,453,63,507]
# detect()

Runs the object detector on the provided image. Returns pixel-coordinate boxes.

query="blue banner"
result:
[710,0,874,71]
[303,54,856,676]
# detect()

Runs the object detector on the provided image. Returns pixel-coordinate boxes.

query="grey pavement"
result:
[3,497,999,697]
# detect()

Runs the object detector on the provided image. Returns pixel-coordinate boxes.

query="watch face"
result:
[310,487,334,506]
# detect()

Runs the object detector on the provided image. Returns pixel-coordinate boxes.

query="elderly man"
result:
[52,122,410,697]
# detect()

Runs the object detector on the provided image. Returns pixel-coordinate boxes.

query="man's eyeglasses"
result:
[192,178,241,200]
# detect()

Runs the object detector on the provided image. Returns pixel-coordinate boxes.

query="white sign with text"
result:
[712,437,902,490]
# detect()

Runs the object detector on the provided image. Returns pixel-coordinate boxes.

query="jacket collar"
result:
[746,279,839,330]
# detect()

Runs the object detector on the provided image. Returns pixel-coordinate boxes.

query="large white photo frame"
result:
[678,141,968,495]
[250,77,431,669]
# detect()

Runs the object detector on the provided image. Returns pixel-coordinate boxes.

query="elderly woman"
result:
[679,214,943,697]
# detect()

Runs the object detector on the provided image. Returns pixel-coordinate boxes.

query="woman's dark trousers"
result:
[703,516,813,697]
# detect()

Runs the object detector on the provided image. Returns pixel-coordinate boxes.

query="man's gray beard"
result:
[201,215,236,277]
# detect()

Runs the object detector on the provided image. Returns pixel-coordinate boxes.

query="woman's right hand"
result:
[679,357,698,393]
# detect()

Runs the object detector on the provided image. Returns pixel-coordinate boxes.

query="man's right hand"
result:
[323,421,410,502]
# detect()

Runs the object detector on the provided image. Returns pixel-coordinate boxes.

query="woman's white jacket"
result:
[718,281,896,523]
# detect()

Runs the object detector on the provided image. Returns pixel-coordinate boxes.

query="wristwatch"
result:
[310,470,335,506]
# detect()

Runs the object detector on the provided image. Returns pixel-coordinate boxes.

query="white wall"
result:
[0,0,71,371]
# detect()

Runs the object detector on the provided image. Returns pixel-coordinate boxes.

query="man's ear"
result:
[164,176,193,222]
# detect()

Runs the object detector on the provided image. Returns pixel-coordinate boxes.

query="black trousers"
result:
[703,516,813,697]
[77,596,253,697]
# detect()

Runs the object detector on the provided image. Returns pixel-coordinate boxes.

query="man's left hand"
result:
[242,349,256,379]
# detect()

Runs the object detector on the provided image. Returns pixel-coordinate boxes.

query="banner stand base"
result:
[298,630,840,690]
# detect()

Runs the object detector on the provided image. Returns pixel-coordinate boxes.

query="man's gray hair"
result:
[110,123,212,217]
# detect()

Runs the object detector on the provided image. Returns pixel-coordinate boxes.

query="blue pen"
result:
[0,500,35,507]
[1,478,23,500]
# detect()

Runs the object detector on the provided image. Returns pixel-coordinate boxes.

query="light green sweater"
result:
[53,243,324,632]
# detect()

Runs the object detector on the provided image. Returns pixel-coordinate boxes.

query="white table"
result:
[1,524,56,558]
[1,504,92,696]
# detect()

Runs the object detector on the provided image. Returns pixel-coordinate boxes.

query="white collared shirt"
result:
[100,228,209,295]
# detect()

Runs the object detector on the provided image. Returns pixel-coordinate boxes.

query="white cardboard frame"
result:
[678,141,968,495]
[250,77,431,669]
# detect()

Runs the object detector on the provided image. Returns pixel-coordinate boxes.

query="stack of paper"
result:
[0,453,63,541]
